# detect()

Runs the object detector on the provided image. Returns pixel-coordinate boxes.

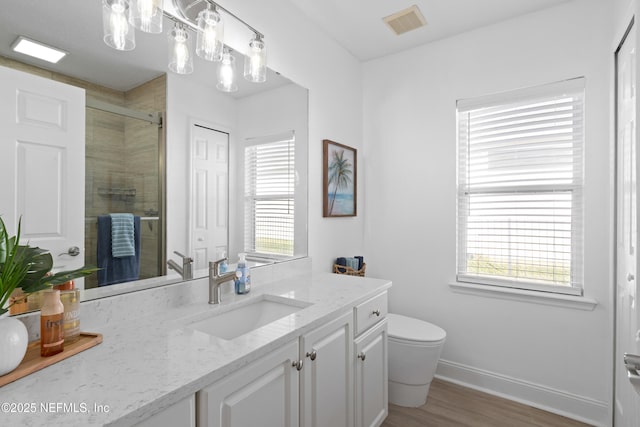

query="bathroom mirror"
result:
[0,0,308,310]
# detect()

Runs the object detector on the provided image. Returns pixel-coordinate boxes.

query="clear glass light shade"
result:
[168,25,193,75]
[129,0,163,34]
[243,35,266,83]
[196,7,224,62]
[217,50,238,92]
[103,0,135,51]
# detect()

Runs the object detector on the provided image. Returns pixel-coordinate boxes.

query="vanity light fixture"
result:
[216,48,238,92]
[101,0,268,88]
[243,33,266,83]
[102,0,135,51]
[168,22,193,75]
[11,36,67,64]
[129,0,163,34]
[195,4,224,62]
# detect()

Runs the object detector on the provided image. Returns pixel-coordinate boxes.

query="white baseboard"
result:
[435,359,610,427]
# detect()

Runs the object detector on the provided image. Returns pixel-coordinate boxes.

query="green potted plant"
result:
[0,216,98,376]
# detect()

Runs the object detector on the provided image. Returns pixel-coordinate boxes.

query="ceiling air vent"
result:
[383,5,427,36]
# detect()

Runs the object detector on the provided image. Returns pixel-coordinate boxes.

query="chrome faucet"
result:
[167,251,193,280]
[209,258,237,304]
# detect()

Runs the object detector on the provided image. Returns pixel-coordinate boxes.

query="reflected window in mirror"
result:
[244,132,295,258]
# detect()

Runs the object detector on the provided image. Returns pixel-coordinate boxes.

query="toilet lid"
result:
[387,313,446,343]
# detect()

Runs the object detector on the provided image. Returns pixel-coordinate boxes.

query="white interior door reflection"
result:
[190,124,229,271]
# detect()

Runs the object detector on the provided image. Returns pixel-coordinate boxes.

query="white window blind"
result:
[244,132,295,257]
[456,78,584,295]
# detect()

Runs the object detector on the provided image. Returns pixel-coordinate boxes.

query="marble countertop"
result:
[1,271,391,426]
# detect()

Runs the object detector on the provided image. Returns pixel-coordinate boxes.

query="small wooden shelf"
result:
[0,332,103,387]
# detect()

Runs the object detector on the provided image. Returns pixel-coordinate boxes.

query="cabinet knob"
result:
[357,352,366,362]
[306,350,317,361]
[372,309,381,317]
[292,360,304,371]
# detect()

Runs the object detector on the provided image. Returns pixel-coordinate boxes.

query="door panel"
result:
[197,339,299,427]
[0,66,85,278]
[191,124,229,270]
[616,20,640,426]
[300,312,354,427]
[355,321,388,427]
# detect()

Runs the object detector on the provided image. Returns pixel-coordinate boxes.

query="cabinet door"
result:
[135,394,195,427]
[198,339,300,427]
[354,319,388,427]
[300,311,354,427]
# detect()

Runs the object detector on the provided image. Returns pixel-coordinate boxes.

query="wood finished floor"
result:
[381,379,592,427]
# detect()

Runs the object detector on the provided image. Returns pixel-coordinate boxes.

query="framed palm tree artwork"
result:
[323,139,357,217]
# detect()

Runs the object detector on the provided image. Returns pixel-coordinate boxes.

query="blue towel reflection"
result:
[110,213,135,257]
[97,215,141,286]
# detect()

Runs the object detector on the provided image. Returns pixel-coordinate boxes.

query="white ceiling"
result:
[284,0,572,61]
[0,0,572,92]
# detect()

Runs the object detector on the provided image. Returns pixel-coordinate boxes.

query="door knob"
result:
[629,273,636,282]
[357,352,366,361]
[292,360,303,371]
[59,246,80,257]
[306,350,317,361]
[625,353,640,381]
[625,353,640,369]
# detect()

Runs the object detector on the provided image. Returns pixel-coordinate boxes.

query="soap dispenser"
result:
[234,253,251,294]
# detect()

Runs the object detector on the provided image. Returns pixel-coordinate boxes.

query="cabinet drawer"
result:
[354,291,387,336]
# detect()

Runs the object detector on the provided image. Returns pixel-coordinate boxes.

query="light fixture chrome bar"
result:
[202,0,263,39]
[171,0,263,39]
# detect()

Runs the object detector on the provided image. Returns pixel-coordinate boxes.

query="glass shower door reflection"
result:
[84,105,163,289]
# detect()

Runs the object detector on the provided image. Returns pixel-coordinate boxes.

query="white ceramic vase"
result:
[0,315,28,376]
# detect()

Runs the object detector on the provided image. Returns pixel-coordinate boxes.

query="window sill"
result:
[449,281,598,311]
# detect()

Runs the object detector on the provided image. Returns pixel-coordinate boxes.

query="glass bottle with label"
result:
[55,280,80,344]
[40,289,64,357]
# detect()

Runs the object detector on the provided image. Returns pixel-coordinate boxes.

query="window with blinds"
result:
[456,78,584,295]
[244,132,295,257]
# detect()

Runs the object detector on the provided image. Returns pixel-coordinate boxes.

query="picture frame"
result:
[323,139,357,217]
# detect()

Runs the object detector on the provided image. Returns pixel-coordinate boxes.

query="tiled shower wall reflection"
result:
[84,77,166,288]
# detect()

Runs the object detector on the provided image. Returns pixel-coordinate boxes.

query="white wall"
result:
[166,74,237,259]
[363,0,613,424]
[167,0,364,271]
[236,83,309,258]
[217,0,365,270]
[614,0,635,34]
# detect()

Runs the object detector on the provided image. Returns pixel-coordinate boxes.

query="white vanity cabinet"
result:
[195,290,389,427]
[300,311,354,427]
[353,292,388,427]
[197,339,300,427]
[135,394,196,427]
[196,313,354,427]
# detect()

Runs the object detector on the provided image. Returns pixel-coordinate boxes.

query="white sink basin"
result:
[187,295,311,340]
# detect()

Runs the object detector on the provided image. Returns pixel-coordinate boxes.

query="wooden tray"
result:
[0,332,103,387]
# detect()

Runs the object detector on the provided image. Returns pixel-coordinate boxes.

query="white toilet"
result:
[387,313,446,407]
